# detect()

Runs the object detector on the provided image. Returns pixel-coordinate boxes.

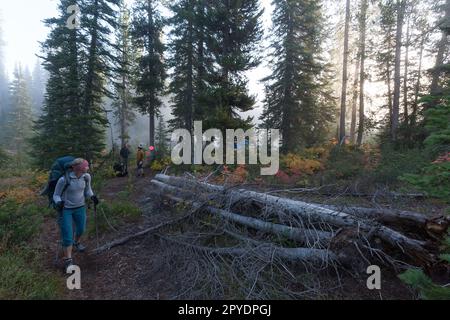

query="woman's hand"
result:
[91,195,99,206]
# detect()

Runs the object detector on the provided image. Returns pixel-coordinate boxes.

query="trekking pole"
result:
[94,204,99,248]
[54,238,63,267]
[54,214,63,267]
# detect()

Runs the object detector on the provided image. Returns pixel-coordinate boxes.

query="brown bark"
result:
[412,37,425,125]
[339,0,351,143]
[357,0,368,146]
[392,0,406,141]
[403,18,410,123]
[350,53,360,144]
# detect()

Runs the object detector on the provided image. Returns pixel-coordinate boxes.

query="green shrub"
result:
[399,219,450,299]
[87,201,142,235]
[324,145,365,181]
[0,200,44,248]
[0,147,9,169]
[399,269,450,300]
[116,190,131,201]
[399,100,450,200]
[401,162,450,201]
[0,249,61,300]
[374,146,428,184]
[423,103,450,155]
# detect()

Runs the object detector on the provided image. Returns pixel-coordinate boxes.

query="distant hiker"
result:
[113,162,125,177]
[137,144,145,177]
[53,158,99,271]
[119,143,131,176]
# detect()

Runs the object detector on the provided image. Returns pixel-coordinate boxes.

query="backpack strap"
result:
[59,173,90,200]
[60,172,72,199]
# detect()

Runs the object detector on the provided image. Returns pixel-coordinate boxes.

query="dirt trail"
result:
[40,168,180,300]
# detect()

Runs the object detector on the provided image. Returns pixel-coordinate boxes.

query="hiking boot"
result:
[63,258,74,272]
[74,242,87,253]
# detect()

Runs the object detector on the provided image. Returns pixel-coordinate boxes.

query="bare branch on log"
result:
[158,233,338,265]
[152,175,437,266]
[150,180,334,247]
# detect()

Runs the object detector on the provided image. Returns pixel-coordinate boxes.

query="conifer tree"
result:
[7,65,33,164]
[132,0,166,148]
[204,0,263,132]
[80,0,120,162]
[30,59,47,117]
[113,2,136,148]
[32,0,120,167]
[261,0,335,153]
[0,13,9,145]
[31,0,87,167]
[374,0,396,127]
[155,115,169,159]
[167,0,197,133]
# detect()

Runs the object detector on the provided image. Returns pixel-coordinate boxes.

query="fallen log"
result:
[154,174,427,199]
[153,175,434,265]
[222,229,339,264]
[207,206,333,247]
[155,174,224,193]
[315,204,449,238]
[151,180,333,247]
[92,207,199,254]
[228,189,432,262]
[158,234,338,265]
[269,188,426,199]
[316,204,428,227]
[154,173,436,230]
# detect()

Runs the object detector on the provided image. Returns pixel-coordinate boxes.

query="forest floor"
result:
[39,168,178,299]
[29,167,439,300]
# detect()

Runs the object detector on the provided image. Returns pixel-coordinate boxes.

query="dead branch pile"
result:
[150,174,449,271]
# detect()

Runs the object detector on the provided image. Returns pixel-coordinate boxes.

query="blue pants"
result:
[58,206,87,248]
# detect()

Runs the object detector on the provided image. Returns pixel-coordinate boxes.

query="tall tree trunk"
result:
[430,0,450,96]
[339,0,351,143]
[392,0,406,142]
[403,18,410,124]
[83,0,100,164]
[147,0,155,148]
[186,0,194,134]
[412,37,425,125]
[149,111,155,148]
[386,26,394,123]
[357,0,368,146]
[121,81,127,148]
[387,59,393,122]
[350,53,360,144]
[194,0,206,164]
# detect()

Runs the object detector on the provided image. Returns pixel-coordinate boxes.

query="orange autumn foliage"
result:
[0,187,37,205]
[218,165,249,184]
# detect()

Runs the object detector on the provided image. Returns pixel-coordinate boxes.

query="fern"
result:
[440,254,450,264]
[399,269,450,300]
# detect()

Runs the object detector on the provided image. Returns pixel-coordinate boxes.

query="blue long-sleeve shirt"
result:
[53,172,94,209]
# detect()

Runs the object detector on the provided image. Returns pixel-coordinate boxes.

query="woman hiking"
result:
[53,158,99,271]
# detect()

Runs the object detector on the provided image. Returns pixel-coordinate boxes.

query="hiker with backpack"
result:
[52,158,99,271]
[136,144,145,177]
[119,143,130,176]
